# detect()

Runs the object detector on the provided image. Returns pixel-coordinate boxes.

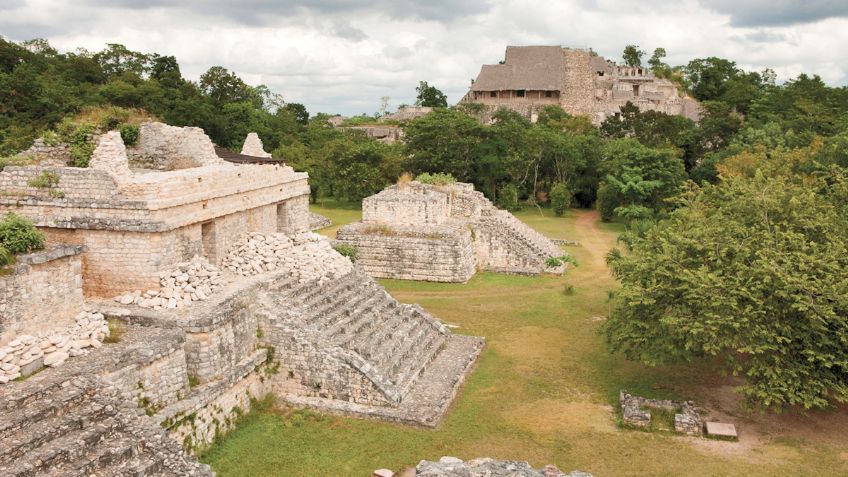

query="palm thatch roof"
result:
[470,46,563,92]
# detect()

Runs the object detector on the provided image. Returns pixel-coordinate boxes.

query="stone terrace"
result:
[337,181,566,282]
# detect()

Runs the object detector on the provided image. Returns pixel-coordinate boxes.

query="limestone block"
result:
[241,132,272,158]
[89,131,132,183]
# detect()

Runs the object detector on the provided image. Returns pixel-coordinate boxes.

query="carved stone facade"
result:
[337,182,566,282]
[460,45,700,124]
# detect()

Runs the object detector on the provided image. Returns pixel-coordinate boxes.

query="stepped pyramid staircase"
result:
[259,266,483,426]
[0,329,212,477]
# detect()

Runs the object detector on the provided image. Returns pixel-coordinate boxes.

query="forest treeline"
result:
[3,37,848,408]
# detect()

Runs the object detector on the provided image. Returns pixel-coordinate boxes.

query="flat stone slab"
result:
[705,421,738,439]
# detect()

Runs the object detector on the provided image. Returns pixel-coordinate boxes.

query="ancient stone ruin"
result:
[412,456,592,477]
[0,123,483,475]
[460,45,700,124]
[619,390,703,436]
[336,181,567,282]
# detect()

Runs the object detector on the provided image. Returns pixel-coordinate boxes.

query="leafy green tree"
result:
[403,108,484,180]
[549,182,572,216]
[598,139,686,219]
[605,169,848,409]
[622,45,645,67]
[497,183,520,211]
[647,47,669,76]
[414,81,448,108]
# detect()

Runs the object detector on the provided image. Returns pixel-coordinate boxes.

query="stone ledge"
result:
[282,334,484,428]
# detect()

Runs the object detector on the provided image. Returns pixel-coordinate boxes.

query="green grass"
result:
[201,206,848,477]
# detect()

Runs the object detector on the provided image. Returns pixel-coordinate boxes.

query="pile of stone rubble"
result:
[413,457,592,477]
[0,309,109,384]
[113,256,225,309]
[223,232,352,284]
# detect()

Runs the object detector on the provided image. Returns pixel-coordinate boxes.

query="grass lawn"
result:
[201,205,848,477]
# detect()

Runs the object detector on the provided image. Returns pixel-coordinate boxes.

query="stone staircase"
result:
[0,374,212,477]
[474,206,565,274]
[262,267,449,405]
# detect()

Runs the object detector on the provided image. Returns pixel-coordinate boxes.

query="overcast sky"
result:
[2,0,848,116]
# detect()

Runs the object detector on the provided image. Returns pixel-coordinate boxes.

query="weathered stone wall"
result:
[336,222,476,283]
[363,185,451,226]
[126,122,224,170]
[0,245,86,346]
[340,182,565,281]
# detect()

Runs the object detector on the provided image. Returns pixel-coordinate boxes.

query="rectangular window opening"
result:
[516,89,526,97]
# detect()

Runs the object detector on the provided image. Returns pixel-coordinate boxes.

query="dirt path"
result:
[571,209,613,271]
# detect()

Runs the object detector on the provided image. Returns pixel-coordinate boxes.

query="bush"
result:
[415,172,456,186]
[119,123,140,146]
[57,120,96,167]
[546,256,563,267]
[0,245,12,267]
[497,183,520,211]
[333,244,358,263]
[550,182,572,216]
[596,182,618,222]
[27,170,60,188]
[0,212,46,254]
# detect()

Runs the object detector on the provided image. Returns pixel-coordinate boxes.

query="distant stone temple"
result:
[460,45,700,124]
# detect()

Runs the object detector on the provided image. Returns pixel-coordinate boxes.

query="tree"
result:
[549,182,572,216]
[605,168,848,410]
[403,108,484,180]
[283,103,309,125]
[415,81,448,108]
[622,45,645,67]
[648,48,667,71]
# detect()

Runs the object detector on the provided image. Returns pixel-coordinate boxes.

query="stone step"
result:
[330,298,393,345]
[311,289,373,330]
[305,283,362,324]
[0,383,88,441]
[59,434,138,477]
[365,312,413,364]
[1,377,76,412]
[394,330,446,394]
[380,317,430,374]
[101,454,164,477]
[0,400,115,466]
[0,417,122,477]
[323,294,384,338]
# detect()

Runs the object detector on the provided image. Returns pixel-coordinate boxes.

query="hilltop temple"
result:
[460,45,700,124]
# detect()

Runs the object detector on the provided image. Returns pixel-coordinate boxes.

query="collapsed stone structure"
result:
[619,390,703,436]
[336,181,566,282]
[0,123,483,475]
[460,45,700,124]
[413,456,592,477]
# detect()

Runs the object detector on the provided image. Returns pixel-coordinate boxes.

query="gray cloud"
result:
[702,0,848,26]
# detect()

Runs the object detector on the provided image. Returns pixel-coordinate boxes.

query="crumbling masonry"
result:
[0,124,482,476]
[459,45,700,124]
[336,181,566,282]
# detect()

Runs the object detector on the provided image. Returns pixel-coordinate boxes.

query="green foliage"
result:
[622,45,645,67]
[119,123,140,145]
[596,182,618,222]
[605,166,848,410]
[0,245,12,267]
[415,172,455,185]
[414,80,448,108]
[332,244,358,263]
[549,182,572,216]
[103,319,124,343]
[497,183,520,211]
[26,170,60,188]
[0,212,46,254]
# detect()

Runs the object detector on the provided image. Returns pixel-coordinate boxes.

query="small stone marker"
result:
[372,469,394,477]
[705,421,738,439]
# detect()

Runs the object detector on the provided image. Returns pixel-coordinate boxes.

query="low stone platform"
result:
[284,334,483,427]
[705,421,738,440]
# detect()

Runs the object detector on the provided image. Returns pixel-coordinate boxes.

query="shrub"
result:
[596,182,618,222]
[333,244,358,263]
[497,183,520,211]
[120,123,140,146]
[546,256,563,267]
[0,212,46,254]
[57,120,96,168]
[70,142,95,167]
[550,182,572,217]
[103,319,124,344]
[415,172,456,186]
[0,245,12,267]
[27,170,60,188]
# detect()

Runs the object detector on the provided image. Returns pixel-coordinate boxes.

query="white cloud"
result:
[2,0,847,115]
